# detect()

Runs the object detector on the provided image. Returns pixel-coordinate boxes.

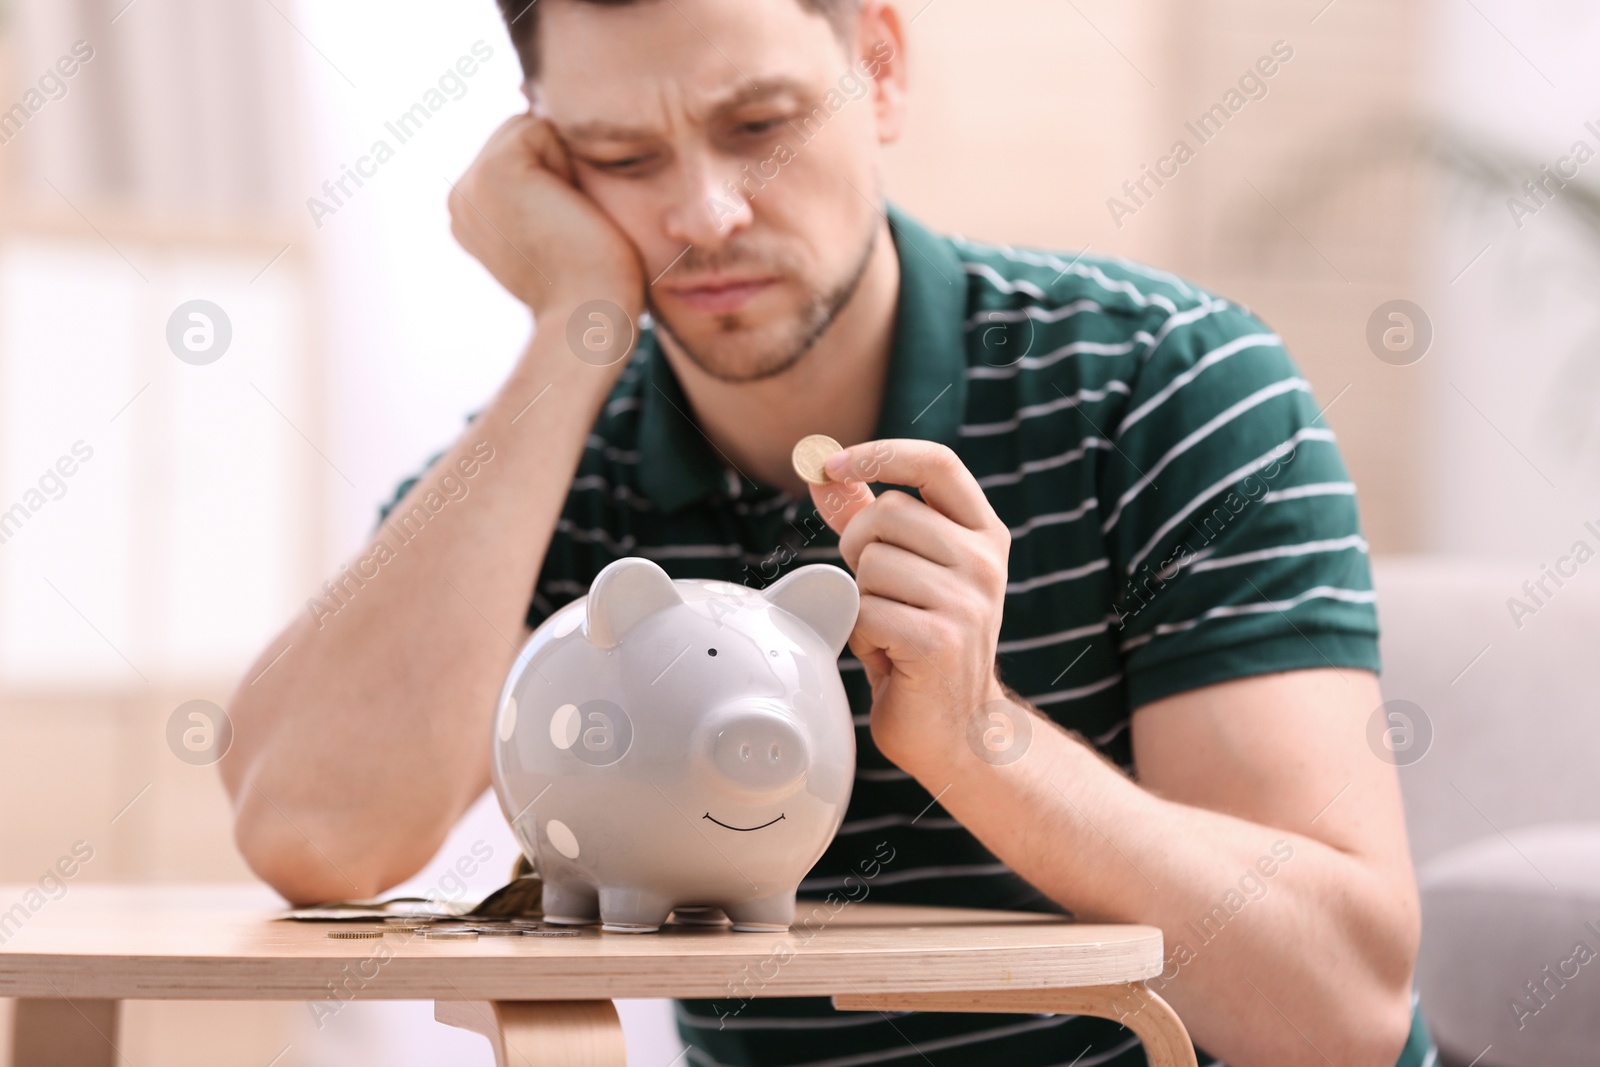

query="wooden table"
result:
[0,885,1196,1066]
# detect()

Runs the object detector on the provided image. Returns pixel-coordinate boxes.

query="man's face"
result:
[537,0,895,383]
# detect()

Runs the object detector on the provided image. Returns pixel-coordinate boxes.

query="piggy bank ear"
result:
[762,564,860,656]
[585,557,684,649]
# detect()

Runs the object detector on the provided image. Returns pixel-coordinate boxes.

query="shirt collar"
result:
[636,204,969,514]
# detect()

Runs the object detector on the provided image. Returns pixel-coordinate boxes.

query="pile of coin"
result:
[324,917,579,940]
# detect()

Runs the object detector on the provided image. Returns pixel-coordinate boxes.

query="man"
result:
[223,0,1439,1063]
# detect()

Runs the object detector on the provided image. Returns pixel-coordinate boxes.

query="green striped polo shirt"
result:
[386,206,1436,1065]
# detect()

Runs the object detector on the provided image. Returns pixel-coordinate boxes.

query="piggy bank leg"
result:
[725,890,797,933]
[670,905,730,927]
[598,886,674,933]
[541,879,600,926]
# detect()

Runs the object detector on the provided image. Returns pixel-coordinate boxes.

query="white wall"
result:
[1424,0,1600,556]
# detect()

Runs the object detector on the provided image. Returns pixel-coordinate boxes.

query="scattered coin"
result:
[470,872,542,919]
[791,434,844,486]
[422,930,478,941]
[326,930,384,939]
[521,929,581,938]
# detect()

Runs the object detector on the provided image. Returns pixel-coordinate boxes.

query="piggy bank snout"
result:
[709,708,810,795]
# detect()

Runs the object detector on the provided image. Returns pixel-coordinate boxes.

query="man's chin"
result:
[649,309,818,385]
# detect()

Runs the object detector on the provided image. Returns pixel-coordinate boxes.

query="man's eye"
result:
[736,118,786,137]
[590,155,654,174]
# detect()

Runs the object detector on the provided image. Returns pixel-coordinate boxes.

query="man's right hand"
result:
[448,113,645,322]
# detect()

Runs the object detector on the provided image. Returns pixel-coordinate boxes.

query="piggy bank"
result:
[491,556,859,933]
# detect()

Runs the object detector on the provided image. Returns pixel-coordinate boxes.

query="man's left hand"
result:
[809,439,1012,778]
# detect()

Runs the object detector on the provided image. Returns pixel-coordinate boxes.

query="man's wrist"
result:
[521,290,645,378]
[536,283,644,330]
[893,680,1029,785]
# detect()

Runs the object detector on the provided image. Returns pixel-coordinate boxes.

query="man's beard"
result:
[648,219,880,385]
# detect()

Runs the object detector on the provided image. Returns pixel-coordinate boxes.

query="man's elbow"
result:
[1351,892,1423,1066]
[1356,986,1418,1067]
[232,792,392,907]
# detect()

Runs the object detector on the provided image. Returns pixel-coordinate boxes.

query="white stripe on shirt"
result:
[997,616,1118,654]
[1187,534,1369,575]
[960,382,1132,438]
[567,474,653,510]
[959,245,1183,315]
[1102,377,1311,534]
[976,437,1114,489]
[1133,295,1232,364]
[854,767,913,782]
[676,1003,911,1031]
[1027,672,1125,706]
[1115,332,1281,437]
[799,861,1013,892]
[964,297,1103,330]
[1007,500,1100,542]
[1122,427,1336,575]
[1006,556,1108,594]
[836,813,963,834]
[1119,584,1378,652]
[584,434,640,463]
[967,338,1138,379]
[1262,481,1355,503]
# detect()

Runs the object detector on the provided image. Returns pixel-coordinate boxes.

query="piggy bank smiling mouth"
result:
[704,812,787,832]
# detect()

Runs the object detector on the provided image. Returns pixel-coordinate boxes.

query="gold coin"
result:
[326,930,383,939]
[791,434,844,486]
[422,930,478,941]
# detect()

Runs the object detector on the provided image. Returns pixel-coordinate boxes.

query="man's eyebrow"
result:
[558,120,659,142]
[712,77,810,112]
[556,78,811,142]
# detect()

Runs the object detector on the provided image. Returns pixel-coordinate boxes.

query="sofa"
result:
[1373,557,1600,1067]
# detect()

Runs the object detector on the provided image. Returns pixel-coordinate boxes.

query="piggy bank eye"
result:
[707,648,718,657]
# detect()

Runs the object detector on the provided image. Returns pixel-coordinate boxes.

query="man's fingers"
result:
[809,477,875,536]
[852,595,941,679]
[854,541,948,611]
[824,439,995,532]
[845,630,893,688]
[836,489,965,573]
[465,114,572,188]
[518,116,577,184]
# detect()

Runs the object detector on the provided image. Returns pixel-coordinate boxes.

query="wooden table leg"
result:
[435,1000,629,1066]
[10,998,122,1067]
[831,985,1198,1067]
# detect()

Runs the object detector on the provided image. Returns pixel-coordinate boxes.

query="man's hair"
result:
[496,0,861,82]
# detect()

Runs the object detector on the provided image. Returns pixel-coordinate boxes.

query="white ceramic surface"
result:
[491,557,860,933]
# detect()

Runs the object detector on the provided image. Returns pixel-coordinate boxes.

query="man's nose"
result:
[662,155,753,250]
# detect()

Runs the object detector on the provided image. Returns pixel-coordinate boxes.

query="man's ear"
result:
[857,1,909,144]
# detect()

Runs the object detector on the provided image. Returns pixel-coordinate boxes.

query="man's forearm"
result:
[223,310,628,904]
[904,702,1417,1067]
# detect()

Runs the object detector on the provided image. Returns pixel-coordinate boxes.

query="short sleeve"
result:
[1099,299,1380,709]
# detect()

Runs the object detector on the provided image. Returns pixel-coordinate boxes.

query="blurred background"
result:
[1,0,1597,1064]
